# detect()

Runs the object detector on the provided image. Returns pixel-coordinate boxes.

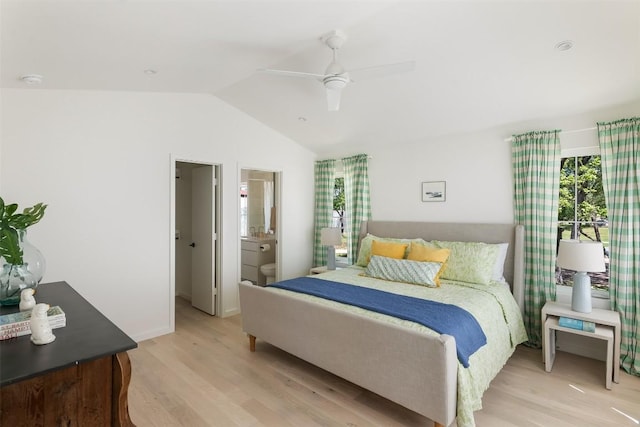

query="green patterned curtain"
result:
[342,154,372,264]
[597,117,640,376]
[313,159,336,267]
[512,130,560,347]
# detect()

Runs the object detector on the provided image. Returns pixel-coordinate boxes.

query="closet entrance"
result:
[175,161,220,315]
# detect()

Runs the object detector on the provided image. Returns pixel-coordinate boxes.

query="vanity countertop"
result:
[241,236,275,242]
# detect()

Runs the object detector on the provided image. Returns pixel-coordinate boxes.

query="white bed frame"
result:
[239,221,524,427]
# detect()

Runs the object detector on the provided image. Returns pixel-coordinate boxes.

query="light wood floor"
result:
[128,297,640,426]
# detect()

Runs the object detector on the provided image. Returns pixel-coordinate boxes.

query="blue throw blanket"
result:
[269,277,486,367]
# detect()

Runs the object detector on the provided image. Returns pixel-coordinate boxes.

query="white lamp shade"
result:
[557,240,606,272]
[320,227,342,246]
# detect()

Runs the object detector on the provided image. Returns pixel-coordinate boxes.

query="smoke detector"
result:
[555,40,574,51]
[20,74,44,85]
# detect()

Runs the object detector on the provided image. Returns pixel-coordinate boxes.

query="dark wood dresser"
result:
[0,281,138,426]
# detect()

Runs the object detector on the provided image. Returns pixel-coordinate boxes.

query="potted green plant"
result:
[0,197,47,305]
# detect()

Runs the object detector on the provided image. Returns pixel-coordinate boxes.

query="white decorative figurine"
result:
[19,288,36,312]
[30,303,56,345]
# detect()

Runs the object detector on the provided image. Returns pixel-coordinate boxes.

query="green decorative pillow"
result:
[364,255,441,287]
[432,240,500,285]
[356,234,423,267]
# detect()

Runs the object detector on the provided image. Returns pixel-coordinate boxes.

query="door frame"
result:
[170,155,221,331]
[238,166,283,283]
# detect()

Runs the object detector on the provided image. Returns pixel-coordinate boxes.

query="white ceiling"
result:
[2,1,639,155]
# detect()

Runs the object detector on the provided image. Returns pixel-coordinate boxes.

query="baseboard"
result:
[222,307,240,318]
[130,325,173,343]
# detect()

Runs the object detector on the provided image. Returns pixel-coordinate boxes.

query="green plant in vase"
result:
[0,197,47,305]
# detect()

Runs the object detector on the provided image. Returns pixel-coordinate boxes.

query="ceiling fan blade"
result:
[326,87,342,111]
[348,60,415,82]
[257,68,325,80]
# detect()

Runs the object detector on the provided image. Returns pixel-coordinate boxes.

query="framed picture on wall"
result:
[422,181,446,202]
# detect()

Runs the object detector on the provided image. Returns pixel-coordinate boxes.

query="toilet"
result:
[260,263,276,284]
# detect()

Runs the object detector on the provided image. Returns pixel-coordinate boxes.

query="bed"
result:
[239,221,527,427]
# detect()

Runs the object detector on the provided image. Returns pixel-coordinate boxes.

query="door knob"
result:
[189,242,196,248]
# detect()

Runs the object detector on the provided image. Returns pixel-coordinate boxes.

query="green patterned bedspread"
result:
[268,266,528,427]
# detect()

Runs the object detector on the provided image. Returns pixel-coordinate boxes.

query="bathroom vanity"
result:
[241,237,275,286]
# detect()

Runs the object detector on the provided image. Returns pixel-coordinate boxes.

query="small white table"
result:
[541,301,621,389]
[309,265,329,274]
[309,266,343,275]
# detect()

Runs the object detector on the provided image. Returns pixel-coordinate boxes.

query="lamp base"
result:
[326,246,336,270]
[571,271,592,313]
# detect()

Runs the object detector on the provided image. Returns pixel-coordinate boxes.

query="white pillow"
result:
[492,243,509,283]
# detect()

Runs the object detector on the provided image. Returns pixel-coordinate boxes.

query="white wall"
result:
[368,129,514,223]
[322,100,640,226]
[0,88,316,341]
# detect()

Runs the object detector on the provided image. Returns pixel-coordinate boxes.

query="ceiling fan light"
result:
[326,88,341,111]
[323,75,347,90]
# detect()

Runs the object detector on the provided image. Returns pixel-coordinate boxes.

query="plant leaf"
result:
[4,203,17,218]
[0,199,46,267]
[21,203,47,228]
[0,228,23,265]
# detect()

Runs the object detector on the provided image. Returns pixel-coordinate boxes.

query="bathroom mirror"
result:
[240,169,276,237]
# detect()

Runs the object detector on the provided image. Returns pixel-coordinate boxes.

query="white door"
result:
[191,166,216,315]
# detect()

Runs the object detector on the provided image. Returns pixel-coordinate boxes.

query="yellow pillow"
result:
[370,240,408,262]
[407,242,451,286]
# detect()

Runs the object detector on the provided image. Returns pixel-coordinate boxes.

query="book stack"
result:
[558,316,596,332]
[0,306,66,340]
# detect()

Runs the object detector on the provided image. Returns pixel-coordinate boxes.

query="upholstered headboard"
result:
[358,221,525,312]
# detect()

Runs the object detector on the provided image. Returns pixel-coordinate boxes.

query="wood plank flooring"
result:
[128,297,640,426]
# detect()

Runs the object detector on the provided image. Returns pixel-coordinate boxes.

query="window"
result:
[557,155,609,295]
[332,176,348,266]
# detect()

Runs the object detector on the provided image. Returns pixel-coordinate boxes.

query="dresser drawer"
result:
[241,249,258,266]
[241,265,258,282]
[241,240,258,251]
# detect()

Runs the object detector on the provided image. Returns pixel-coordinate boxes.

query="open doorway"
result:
[240,169,281,286]
[174,161,220,317]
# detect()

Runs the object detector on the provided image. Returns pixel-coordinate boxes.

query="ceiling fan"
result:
[257,30,415,111]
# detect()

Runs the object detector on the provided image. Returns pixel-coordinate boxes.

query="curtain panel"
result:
[312,159,336,267]
[598,117,640,376]
[512,130,561,347]
[342,154,372,265]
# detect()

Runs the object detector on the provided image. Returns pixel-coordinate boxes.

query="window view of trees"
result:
[557,155,609,291]
[333,177,345,233]
[332,177,348,261]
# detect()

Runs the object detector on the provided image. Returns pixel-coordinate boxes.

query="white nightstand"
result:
[309,266,342,275]
[309,266,329,275]
[541,301,621,389]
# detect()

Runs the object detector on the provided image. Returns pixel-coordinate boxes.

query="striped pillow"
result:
[364,255,442,287]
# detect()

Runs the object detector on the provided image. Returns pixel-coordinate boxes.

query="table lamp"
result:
[556,240,606,313]
[320,227,342,270]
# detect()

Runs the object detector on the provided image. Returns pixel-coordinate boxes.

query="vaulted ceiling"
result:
[2,1,639,155]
